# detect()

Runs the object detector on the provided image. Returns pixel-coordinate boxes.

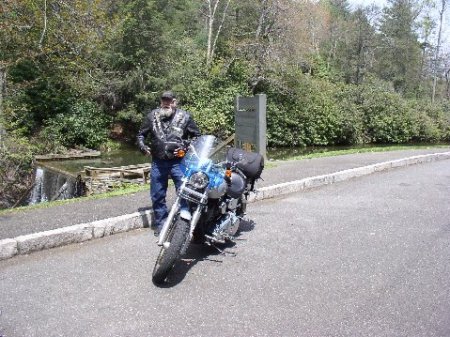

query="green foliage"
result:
[357,86,450,143]
[360,89,415,143]
[184,83,247,139]
[409,101,450,141]
[331,85,366,144]
[181,59,251,138]
[263,74,450,147]
[264,75,365,147]
[2,0,449,153]
[376,0,422,96]
[2,0,450,210]
[0,134,34,171]
[0,134,35,209]
[3,59,75,136]
[41,101,111,149]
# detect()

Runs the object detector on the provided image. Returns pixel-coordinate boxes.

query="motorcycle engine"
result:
[211,212,240,243]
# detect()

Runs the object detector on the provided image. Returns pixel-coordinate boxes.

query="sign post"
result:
[234,94,267,159]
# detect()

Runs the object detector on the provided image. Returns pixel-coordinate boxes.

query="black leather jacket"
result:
[137,108,201,160]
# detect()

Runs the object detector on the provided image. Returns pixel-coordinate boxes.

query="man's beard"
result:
[159,107,174,118]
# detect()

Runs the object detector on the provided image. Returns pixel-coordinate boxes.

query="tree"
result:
[0,0,39,129]
[0,62,6,140]
[431,0,448,102]
[204,0,232,67]
[349,8,378,85]
[446,66,450,99]
[0,0,114,136]
[326,7,378,85]
[230,0,323,91]
[377,0,422,96]
[417,12,435,98]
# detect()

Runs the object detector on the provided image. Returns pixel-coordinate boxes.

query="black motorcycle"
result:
[152,135,264,284]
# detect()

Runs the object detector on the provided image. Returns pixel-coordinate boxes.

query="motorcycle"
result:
[152,135,264,284]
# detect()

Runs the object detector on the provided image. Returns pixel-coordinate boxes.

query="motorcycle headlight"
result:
[189,172,209,189]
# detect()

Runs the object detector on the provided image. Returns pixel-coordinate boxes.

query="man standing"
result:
[137,91,201,236]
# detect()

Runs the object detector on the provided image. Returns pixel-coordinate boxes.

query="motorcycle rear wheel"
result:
[152,217,190,285]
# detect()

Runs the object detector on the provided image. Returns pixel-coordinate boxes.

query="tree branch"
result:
[206,0,232,66]
[38,0,48,49]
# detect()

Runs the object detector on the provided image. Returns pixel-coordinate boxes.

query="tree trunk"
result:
[38,0,48,49]
[431,0,446,103]
[0,65,6,145]
[206,0,231,67]
[445,67,450,99]
[255,0,269,39]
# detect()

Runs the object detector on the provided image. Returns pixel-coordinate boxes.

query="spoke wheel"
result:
[152,217,190,285]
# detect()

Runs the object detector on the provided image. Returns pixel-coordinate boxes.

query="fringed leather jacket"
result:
[137,108,201,160]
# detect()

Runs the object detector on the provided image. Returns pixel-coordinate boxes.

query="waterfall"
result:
[29,167,47,205]
[28,166,79,205]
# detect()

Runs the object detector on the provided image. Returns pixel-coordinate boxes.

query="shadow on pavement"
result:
[137,207,153,228]
[154,219,256,288]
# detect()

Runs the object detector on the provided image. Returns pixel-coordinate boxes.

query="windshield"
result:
[181,135,225,188]
[189,135,218,163]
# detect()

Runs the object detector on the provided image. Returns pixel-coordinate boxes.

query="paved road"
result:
[1,148,449,240]
[1,160,450,337]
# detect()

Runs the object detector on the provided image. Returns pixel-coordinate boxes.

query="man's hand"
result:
[173,147,186,158]
[140,145,151,156]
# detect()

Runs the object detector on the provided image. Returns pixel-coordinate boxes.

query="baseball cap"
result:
[161,91,176,100]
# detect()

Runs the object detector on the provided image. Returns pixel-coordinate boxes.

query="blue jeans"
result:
[150,158,185,229]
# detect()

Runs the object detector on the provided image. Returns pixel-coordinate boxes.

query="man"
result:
[137,91,201,236]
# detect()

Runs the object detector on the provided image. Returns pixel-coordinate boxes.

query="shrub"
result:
[0,134,35,208]
[265,77,365,147]
[42,100,111,149]
[182,61,250,139]
[409,101,450,142]
[359,88,416,143]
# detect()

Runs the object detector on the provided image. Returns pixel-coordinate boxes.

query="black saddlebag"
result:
[226,148,264,180]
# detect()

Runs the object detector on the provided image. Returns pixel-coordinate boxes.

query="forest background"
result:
[1,0,449,208]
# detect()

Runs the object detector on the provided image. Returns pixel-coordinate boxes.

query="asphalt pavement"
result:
[0,147,449,249]
[1,159,449,337]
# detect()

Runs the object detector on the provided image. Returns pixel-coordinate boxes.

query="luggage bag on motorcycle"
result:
[226,147,264,184]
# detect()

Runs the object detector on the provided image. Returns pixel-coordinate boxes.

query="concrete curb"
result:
[248,151,450,202]
[1,152,449,261]
[0,210,152,261]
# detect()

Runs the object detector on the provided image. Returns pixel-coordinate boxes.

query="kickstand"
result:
[206,242,237,257]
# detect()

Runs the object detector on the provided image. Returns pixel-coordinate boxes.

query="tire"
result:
[152,217,190,285]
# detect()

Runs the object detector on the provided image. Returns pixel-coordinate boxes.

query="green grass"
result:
[260,144,449,169]
[276,144,450,161]
[0,183,149,216]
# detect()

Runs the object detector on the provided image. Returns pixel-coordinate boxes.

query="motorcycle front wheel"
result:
[152,217,190,285]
